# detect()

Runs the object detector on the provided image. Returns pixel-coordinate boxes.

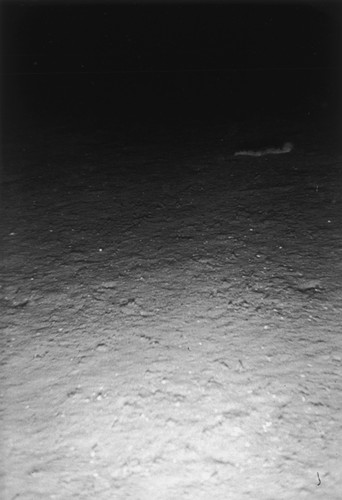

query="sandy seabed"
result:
[1,114,342,499]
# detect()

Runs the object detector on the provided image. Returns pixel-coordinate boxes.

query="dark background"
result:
[1,1,341,133]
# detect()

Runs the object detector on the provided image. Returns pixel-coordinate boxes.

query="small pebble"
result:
[96,343,108,352]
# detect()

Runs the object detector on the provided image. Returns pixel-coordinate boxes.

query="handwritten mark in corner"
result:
[317,472,321,486]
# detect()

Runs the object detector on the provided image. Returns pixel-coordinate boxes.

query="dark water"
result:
[2,68,337,133]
